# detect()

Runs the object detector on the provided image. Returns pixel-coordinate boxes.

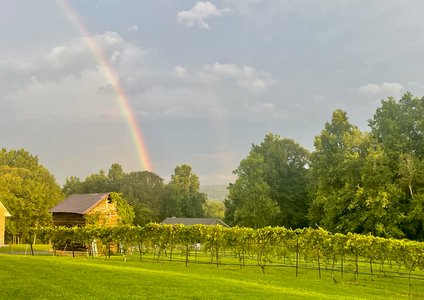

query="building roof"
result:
[161,217,230,227]
[0,201,11,217]
[49,193,109,214]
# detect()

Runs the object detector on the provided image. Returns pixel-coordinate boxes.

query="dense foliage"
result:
[0,149,63,241]
[309,94,424,240]
[32,224,424,277]
[2,93,424,242]
[226,93,424,240]
[225,134,309,228]
[63,163,207,225]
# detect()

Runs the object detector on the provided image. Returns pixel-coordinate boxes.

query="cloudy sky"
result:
[2,0,424,185]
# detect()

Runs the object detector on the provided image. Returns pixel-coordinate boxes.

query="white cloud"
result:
[177,2,230,29]
[126,25,139,32]
[199,62,274,92]
[93,31,125,48]
[174,65,187,78]
[358,82,404,98]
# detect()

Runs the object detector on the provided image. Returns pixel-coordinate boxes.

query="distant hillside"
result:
[200,185,229,201]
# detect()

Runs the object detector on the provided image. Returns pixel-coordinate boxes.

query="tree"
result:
[62,176,83,196]
[108,163,124,191]
[63,164,167,225]
[369,93,424,163]
[82,170,111,193]
[167,164,206,218]
[203,200,225,219]
[226,152,280,228]
[309,110,406,237]
[121,171,165,225]
[225,134,309,228]
[0,149,63,242]
[369,93,424,239]
[308,110,366,231]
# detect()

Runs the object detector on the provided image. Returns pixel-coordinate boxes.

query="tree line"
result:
[0,149,212,241]
[225,93,424,240]
[63,164,209,225]
[1,93,423,241]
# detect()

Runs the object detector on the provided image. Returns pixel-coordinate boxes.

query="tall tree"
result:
[225,134,309,228]
[121,171,165,225]
[226,152,280,228]
[308,110,365,231]
[203,200,225,219]
[369,93,424,239]
[108,163,124,191]
[0,149,63,242]
[167,164,206,218]
[370,93,424,163]
[309,110,406,237]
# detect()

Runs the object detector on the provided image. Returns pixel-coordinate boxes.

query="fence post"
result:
[296,240,299,277]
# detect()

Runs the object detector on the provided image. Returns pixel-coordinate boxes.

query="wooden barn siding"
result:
[88,199,120,226]
[52,199,120,227]
[52,213,86,227]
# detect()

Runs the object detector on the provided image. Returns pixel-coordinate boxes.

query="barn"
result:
[50,193,119,227]
[0,201,11,247]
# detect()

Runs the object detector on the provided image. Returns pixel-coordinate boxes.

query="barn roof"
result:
[0,201,11,217]
[161,217,230,227]
[50,193,109,214]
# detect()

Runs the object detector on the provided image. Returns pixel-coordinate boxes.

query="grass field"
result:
[1,252,423,299]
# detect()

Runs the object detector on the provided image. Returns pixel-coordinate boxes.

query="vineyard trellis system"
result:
[28,224,424,282]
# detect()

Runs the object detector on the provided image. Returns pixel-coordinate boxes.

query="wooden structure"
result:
[161,217,230,227]
[0,201,11,247]
[50,193,119,227]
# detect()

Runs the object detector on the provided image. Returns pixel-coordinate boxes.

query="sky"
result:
[1,0,424,186]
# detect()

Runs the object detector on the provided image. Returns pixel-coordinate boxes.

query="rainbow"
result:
[56,0,153,172]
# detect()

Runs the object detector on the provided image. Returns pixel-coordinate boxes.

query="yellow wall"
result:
[0,210,5,247]
[0,202,10,247]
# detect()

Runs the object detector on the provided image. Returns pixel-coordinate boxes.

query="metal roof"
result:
[0,201,11,217]
[49,193,109,214]
[160,217,230,227]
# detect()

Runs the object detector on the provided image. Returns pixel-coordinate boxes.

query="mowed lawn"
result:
[0,254,423,299]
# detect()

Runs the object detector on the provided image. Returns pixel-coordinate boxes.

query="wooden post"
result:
[138,241,143,262]
[185,245,189,267]
[354,253,359,281]
[296,240,299,277]
[341,246,344,278]
[317,250,321,278]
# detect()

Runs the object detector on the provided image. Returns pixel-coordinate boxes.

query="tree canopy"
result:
[63,163,207,225]
[0,149,63,241]
[224,93,424,240]
[2,93,424,242]
[225,134,309,228]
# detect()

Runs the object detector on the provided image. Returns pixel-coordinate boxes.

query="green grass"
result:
[0,244,51,254]
[1,254,423,299]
